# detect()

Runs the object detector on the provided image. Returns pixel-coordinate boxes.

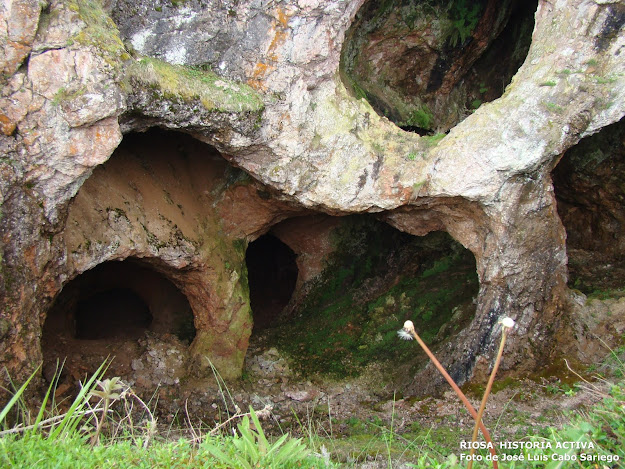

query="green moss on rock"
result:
[125,57,265,113]
[267,218,479,378]
[68,0,130,70]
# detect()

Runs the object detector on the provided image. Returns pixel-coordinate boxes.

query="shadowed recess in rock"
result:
[75,287,152,340]
[341,0,537,134]
[552,117,625,295]
[246,234,298,331]
[254,217,479,378]
[43,259,196,347]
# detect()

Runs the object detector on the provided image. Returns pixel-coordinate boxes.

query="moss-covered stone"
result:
[125,57,265,113]
[67,0,130,71]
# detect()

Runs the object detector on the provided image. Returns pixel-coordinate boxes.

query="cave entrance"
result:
[246,234,298,330]
[552,117,625,294]
[341,0,538,134]
[43,258,195,377]
[247,216,479,379]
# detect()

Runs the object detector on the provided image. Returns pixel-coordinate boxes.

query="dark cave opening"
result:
[246,234,299,331]
[251,216,479,378]
[552,118,625,293]
[43,258,195,351]
[75,287,153,340]
[341,0,538,134]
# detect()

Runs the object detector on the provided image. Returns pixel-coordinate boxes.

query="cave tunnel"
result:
[43,258,196,376]
[341,0,538,134]
[247,215,480,379]
[246,234,298,331]
[552,117,625,294]
[75,287,152,340]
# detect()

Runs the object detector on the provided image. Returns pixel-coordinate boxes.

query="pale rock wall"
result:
[1,0,624,390]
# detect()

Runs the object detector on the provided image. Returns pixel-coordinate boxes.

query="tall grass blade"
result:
[29,360,64,436]
[0,364,41,425]
[49,360,109,439]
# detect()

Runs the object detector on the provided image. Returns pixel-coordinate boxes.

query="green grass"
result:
[0,433,327,468]
[290,375,625,467]
[5,381,625,468]
[421,133,446,147]
[3,352,625,468]
[0,365,329,469]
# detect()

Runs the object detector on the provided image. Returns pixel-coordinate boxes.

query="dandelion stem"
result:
[403,322,499,468]
[467,325,511,469]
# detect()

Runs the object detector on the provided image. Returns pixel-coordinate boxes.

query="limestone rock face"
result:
[1,0,625,391]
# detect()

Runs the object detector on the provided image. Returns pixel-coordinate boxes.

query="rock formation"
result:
[1,0,624,396]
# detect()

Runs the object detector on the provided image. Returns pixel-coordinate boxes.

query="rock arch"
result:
[0,0,624,391]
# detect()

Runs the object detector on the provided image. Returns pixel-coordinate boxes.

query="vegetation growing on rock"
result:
[67,0,130,71]
[125,57,264,113]
[266,219,478,378]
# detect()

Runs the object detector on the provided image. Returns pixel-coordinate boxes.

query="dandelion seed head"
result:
[403,320,415,332]
[397,329,414,340]
[500,317,515,329]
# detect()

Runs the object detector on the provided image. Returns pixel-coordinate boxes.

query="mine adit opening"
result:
[341,0,538,135]
[552,117,625,294]
[251,216,480,379]
[43,258,196,346]
[246,234,299,331]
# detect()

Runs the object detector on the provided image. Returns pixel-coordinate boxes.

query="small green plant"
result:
[594,75,617,84]
[545,102,564,113]
[202,407,312,468]
[404,105,434,130]
[470,99,482,110]
[51,85,87,107]
[89,377,125,446]
[447,0,482,47]
[540,80,557,86]
[422,133,446,147]
[412,181,426,194]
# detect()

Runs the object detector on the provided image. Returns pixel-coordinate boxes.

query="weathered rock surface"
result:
[1,0,625,398]
[342,0,537,132]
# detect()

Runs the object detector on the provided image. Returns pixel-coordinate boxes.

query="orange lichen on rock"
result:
[248,7,291,89]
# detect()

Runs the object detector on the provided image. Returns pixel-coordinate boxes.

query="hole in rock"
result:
[246,234,298,330]
[42,259,195,378]
[250,216,479,379]
[553,117,625,294]
[75,287,152,340]
[341,0,537,134]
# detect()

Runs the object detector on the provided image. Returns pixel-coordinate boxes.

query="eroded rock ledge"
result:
[1,0,625,398]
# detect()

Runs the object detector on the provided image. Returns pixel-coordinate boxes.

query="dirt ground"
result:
[39,293,625,467]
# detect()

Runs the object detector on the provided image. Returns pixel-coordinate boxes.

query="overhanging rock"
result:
[1,0,624,391]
